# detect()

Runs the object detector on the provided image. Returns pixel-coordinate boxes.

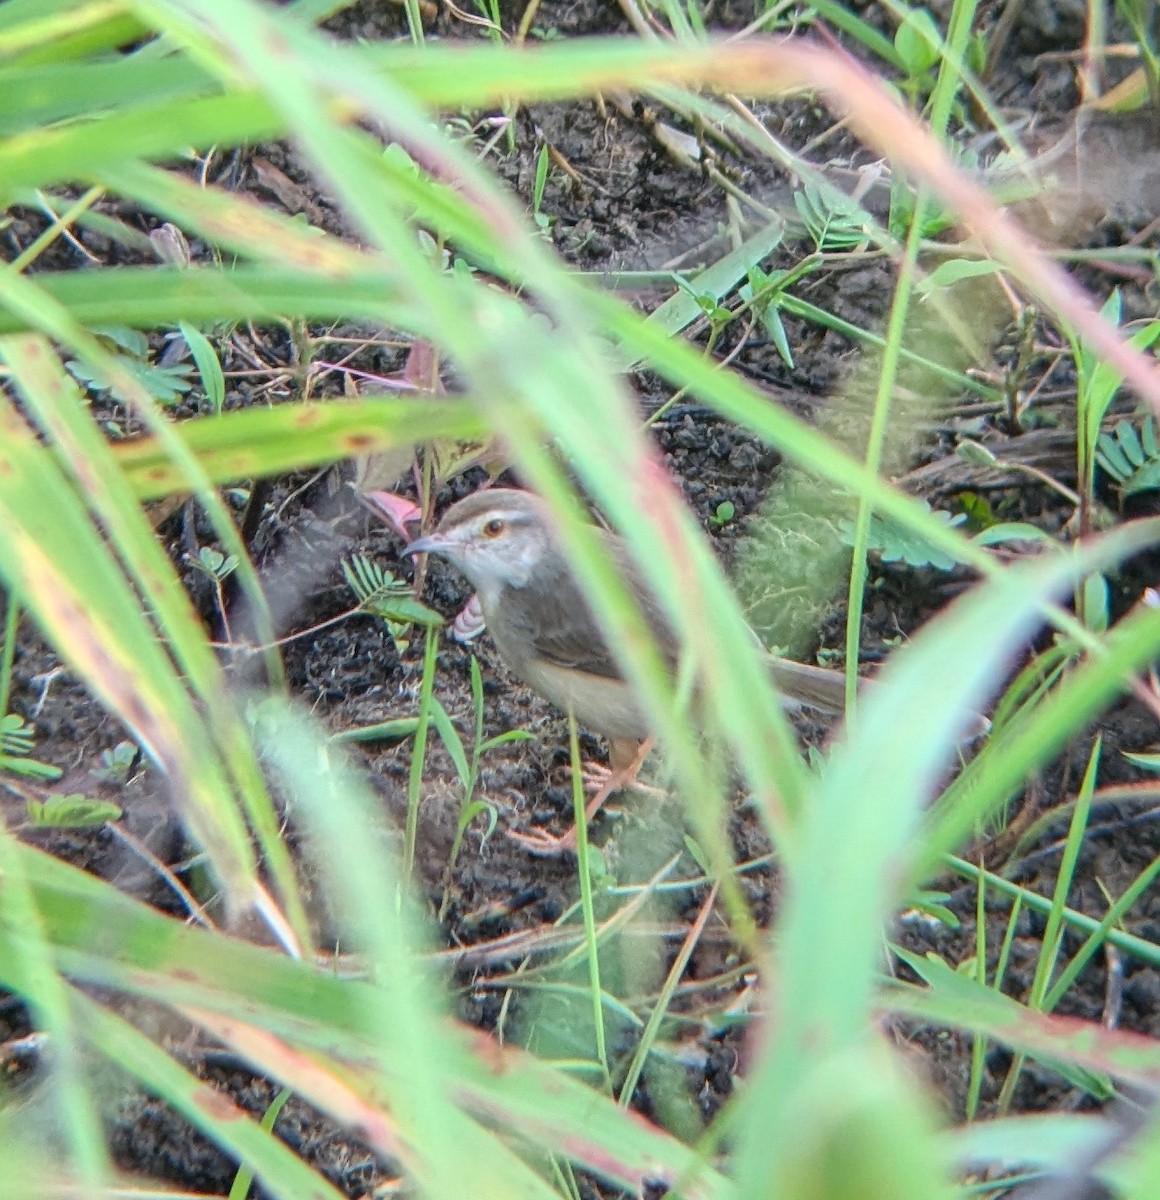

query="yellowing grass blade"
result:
[0,370,260,907]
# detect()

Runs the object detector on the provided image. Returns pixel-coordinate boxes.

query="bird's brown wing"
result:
[495,529,682,681]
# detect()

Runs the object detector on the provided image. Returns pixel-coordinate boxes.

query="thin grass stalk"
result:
[1044,846,1160,1009]
[993,892,1023,1006]
[842,0,981,711]
[1032,739,1101,1011]
[966,867,988,1120]
[227,1085,294,1200]
[403,623,439,886]
[946,860,1160,969]
[879,0,1033,164]
[840,227,924,710]
[772,289,1003,401]
[807,0,902,67]
[0,587,17,718]
[8,186,103,272]
[551,854,684,974]
[999,738,1102,1109]
[568,712,612,1092]
[401,0,424,45]
[617,881,718,1109]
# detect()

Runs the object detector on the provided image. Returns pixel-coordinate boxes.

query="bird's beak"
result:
[406,531,453,557]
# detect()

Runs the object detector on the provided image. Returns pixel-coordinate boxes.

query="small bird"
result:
[406,488,860,849]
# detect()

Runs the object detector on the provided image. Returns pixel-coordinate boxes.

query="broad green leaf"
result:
[895,8,942,76]
[179,321,225,414]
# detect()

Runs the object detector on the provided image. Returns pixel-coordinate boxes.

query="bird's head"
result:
[407,489,553,596]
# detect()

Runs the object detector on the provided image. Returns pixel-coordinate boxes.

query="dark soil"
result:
[5,1,1160,1195]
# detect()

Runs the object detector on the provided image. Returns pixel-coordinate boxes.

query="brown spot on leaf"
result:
[471,1029,511,1074]
[193,1084,242,1122]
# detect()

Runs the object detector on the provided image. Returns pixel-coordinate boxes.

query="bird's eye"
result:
[482,518,505,538]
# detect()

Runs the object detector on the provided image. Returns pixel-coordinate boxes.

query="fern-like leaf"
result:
[0,714,63,780]
[1097,418,1160,497]
[841,503,967,571]
[342,555,443,627]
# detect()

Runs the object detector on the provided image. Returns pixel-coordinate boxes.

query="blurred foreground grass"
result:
[3,1,1160,1197]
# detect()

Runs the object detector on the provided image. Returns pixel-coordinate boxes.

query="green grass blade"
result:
[0,265,407,333]
[112,396,484,499]
[0,55,210,133]
[18,841,727,1193]
[0,408,257,897]
[733,520,1160,1193]
[77,993,352,1200]
[0,817,109,1188]
[1,333,309,936]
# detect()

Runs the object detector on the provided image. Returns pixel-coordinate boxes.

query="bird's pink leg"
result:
[509,737,660,856]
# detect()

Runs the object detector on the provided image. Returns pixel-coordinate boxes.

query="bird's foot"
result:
[507,825,581,857]
[579,761,666,799]
[509,739,663,857]
[507,777,617,857]
[590,735,658,795]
